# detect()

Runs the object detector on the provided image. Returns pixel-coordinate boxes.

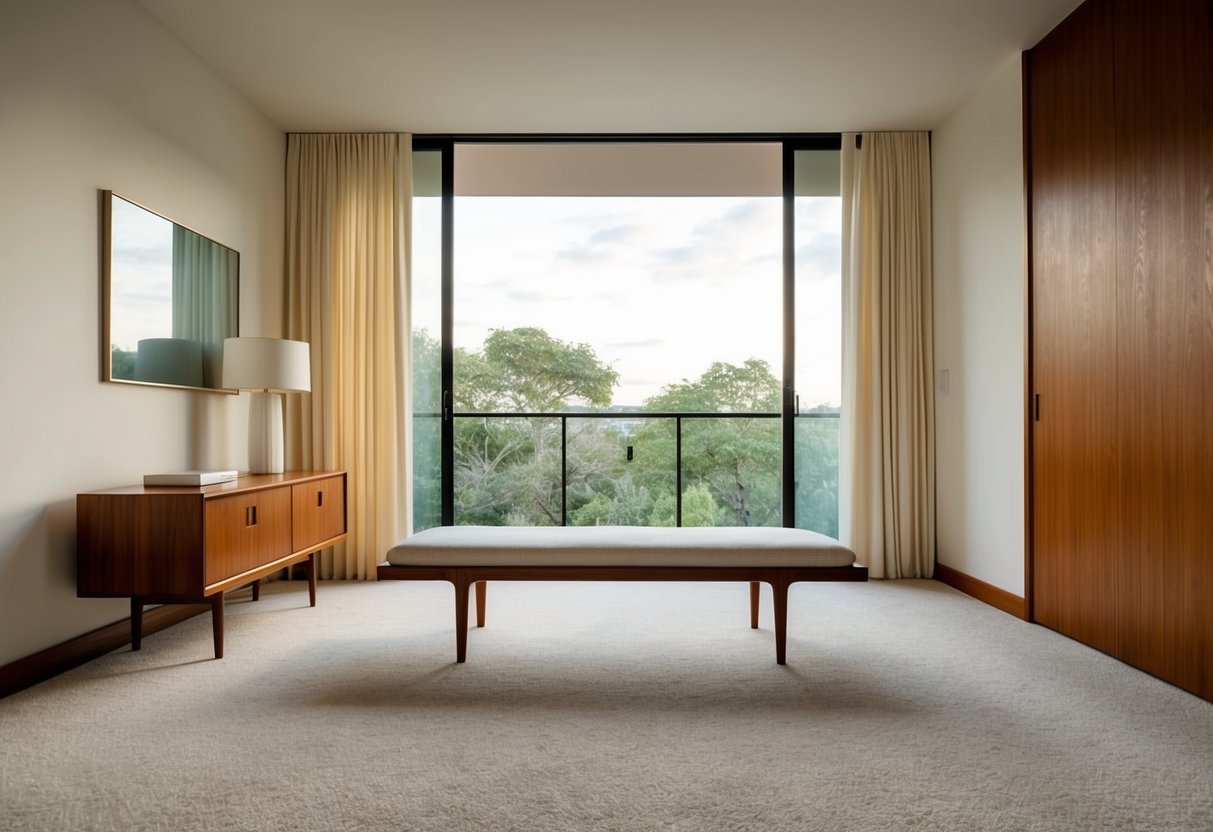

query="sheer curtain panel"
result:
[284,133,412,580]
[840,132,935,579]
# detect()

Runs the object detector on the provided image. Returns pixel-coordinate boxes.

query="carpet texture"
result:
[1,579,1210,831]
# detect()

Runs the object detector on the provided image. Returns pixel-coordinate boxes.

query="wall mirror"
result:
[102,191,239,392]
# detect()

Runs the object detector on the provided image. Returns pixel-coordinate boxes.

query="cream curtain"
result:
[284,133,412,580]
[839,132,935,579]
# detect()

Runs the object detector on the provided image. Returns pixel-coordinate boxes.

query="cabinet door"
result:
[1028,0,1120,654]
[204,487,293,586]
[291,475,346,552]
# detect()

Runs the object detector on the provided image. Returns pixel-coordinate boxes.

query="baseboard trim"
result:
[935,564,1027,620]
[0,603,210,700]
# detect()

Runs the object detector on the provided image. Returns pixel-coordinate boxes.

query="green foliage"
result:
[412,330,443,530]
[456,327,618,412]
[413,326,839,536]
[636,360,782,527]
[646,484,720,527]
[794,417,840,538]
[645,359,780,413]
[110,345,135,380]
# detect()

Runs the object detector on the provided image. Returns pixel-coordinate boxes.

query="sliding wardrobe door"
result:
[1029,0,1213,701]
[1028,0,1119,655]
[1112,0,1213,696]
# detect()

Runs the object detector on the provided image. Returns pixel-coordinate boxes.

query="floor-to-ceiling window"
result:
[412,138,840,534]
[411,149,443,532]
[793,148,842,538]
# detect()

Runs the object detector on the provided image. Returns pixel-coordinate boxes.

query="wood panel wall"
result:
[1027,0,1213,701]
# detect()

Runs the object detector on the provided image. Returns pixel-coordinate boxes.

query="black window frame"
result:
[411,133,843,529]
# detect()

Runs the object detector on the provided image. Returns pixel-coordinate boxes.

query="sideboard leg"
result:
[210,594,224,659]
[130,598,143,651]
[307,552,317,607]
[251,580,260,602]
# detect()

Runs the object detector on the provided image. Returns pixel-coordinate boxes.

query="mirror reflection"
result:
[105,192,239,391]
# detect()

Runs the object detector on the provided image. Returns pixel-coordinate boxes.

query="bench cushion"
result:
[386,525,856,568]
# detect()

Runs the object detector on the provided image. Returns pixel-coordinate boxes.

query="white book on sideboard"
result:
[143,470,240,487]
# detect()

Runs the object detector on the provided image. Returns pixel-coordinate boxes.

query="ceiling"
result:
[136,0,1082,134]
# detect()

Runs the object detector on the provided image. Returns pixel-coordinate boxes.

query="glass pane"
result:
[454,416,561,526]
[794,148,842,533]
[794,149,842,412]
[680,417,781,527]
[453,143,782,415]
[412,150,442,532]
[566,418,675,526]
[794,415,840,537]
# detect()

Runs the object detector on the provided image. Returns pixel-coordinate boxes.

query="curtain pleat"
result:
[171,226,237,388]
[284,133,413,580]
[840,132,935,579]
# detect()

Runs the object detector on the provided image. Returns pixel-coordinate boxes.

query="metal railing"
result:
[448,409,839,527]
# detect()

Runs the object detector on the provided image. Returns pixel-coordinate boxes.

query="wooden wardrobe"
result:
[1026,0,1212,701]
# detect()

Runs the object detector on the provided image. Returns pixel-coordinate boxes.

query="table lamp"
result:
[222,337,311,474]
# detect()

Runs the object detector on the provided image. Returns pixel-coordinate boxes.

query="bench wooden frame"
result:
[376,563,869,664]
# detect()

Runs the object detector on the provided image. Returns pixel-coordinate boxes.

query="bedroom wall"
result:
[931,55,1026,596]
[0,0,284,666]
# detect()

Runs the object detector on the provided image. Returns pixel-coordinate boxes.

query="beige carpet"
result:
[1,579,1210,831]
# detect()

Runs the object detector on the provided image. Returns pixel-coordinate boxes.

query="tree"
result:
[793,411,840,538]
[450,328,619,526]
[635,359,782,526]
[420,326,838,535]
[647,483,720,527]
[455,327,618,412]
[111,345,135,380]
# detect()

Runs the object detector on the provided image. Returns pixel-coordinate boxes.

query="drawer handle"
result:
[246,505,257,527]
[317,491,323,508]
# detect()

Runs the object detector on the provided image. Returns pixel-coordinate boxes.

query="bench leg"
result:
[749,581,760,629]
[476,581,486,628]
[771,578,789,665]
[130,598,144,651]
[453,577,470,663]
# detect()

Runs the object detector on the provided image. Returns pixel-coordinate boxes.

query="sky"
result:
[413,195,841,410]
[108,196,175,351]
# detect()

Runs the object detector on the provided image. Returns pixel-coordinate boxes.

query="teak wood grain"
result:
[1027,0,1120,657]
[204,487,292,586]
[1112,0,1213,698]
[77,471,346,659]
[1027,0,1213,701]
[291,475,346,552]
[378,562,868,665]
[77,494,205,597]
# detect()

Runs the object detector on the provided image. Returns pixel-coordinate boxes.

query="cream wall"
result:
[0,0,284,666]
[931,56,1026,596]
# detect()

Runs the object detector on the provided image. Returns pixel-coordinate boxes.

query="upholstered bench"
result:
[379,525,867,664]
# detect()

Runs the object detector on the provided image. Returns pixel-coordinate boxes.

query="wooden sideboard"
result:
[77,471,347,658]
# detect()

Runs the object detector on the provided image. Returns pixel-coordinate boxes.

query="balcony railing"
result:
[414,409,839,535]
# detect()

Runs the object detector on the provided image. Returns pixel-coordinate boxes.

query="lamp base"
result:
[247,391,284,474]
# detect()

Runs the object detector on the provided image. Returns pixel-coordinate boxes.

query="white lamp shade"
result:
[222,337,311,393]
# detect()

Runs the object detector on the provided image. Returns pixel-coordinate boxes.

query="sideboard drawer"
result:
[204,487,293,585]
[292,475,346,551]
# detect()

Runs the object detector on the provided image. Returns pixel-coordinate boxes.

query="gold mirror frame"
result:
[101,190,239,394]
